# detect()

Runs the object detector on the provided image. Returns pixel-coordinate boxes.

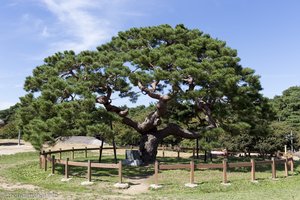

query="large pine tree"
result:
[20,24,266,164]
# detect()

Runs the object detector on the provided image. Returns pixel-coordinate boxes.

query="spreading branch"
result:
[158,123,215,139]
[138,81,171,101]
[96,86,128,117]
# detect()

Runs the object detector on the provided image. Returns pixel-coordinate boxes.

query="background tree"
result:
[21,24,266,164]
[270,86,300,151]
[0,104,19,139]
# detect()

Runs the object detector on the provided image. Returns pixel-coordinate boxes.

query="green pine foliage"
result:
[19,24,272,152]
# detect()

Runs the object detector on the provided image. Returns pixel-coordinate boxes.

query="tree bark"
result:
[96,86,216,165]
[139,133,161,164]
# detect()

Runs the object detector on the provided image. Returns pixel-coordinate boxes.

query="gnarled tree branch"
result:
[158,123,215,139]
[138,81,171,101]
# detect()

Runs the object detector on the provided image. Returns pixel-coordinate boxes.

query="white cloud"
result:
[41,0,138,52]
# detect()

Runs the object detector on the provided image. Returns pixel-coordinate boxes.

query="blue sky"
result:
[0,0,299,109]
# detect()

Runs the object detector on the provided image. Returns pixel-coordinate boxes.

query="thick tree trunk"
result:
[139,133,161,165]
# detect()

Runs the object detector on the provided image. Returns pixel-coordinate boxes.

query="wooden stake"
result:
[223,159,227,184]
[39,152,42,169]
[51,155,55,175]
[59,148,62,159]
[99,141,104,163]
[190,160,195,184]
[85,147,87,158]
[118,161,122,183]
[72,147,74,160]
[196,139,199,159]
[271,157,276,179]
[87,160,91,182]
[65,158,69,179]
[284,157,288,177]
[192,148,195,159]
[113,138,117,164]
[251,159,255,181]
[44,151,47,171]
[162,146,165,158]
[155,160,159,185]
[290,158,294,174]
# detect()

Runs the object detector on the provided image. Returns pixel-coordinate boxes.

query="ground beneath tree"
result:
[118,176,151,195]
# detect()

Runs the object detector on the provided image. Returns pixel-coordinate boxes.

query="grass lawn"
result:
[0,151,299,200]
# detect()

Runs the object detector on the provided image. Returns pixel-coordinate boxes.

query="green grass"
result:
[0,151,300,200]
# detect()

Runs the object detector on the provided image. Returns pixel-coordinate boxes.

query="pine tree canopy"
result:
[19,24,267,154]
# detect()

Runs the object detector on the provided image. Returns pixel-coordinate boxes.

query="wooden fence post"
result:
[39,152,42,169]
[284,157,288,177]
[72,147,74,160]
[65,158,69,179]
[59,148,62,159]
[162,146,165,158]
[192,148,195,159]
[51,155,55,175]
[177,147,180,159]
[251,159,256,182]
[190,160,195,184]
[99,143,104,163]
[271,157,276,179]
[87,160,91,182]
[290,157,294,174]
[85,147,87,158]
[222,159,228,184]
[155,160,159,185]
[44,151,47,171]
[118,161,122,183]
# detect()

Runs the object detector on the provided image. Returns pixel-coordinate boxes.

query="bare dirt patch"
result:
[120,176,150,195]
[0,139,35,156]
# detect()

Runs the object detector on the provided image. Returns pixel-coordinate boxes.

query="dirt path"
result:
[120,176,151,195]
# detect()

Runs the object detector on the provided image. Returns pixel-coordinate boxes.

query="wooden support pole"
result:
[51,155,55,175]
[196,139,199,159]
[284,157,288,177]
[65,158,69,179]
[155,160,159,185]
[72,147,74,160]
[113,138,117,164]
[99,141,104,163]
[87,160,91,182]
[251,159,255,181]
[192,148,195,159]
[177,146,180,159]
[59,148,62,159]
[190,160,195,184]
[118,161,122,183]
[271,157,276,179]
[85,147,87,158]
[223,159,227,184]
[162,145,165,158]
